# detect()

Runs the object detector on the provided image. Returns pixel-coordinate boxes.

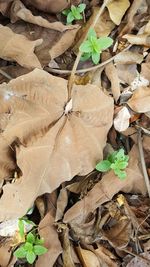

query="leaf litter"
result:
[0,0,150,267]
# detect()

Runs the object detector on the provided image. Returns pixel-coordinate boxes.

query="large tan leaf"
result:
[0,25,42,69]
[22,0,80,13]
[107,0,130,25]
[64,145,147,224]
[0,69,113,220]
[10,0,78,32]
[128,86,150,113]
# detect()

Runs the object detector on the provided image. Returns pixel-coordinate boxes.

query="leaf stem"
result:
[67,0,112,99]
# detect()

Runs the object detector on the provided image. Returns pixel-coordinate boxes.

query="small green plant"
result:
[96,148,129,179]
[79,28,113,64]
[14,219,47,264]
[62,4,86,24]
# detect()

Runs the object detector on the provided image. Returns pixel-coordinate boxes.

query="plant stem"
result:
[67,0,112,99]
[137,129,150,198]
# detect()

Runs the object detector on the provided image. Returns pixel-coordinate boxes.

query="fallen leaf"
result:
[107,0,130,25]
[78,247,100,267]
[123,33,150,47]
[116,64,138,85]
[114,107,131,132]
[0,25,42,69]
[128,86,150,113]
[36,212,62,267]
[55,188,68,222]
[0,68,113,221]
[114,51,143,65]
[64,145,147,224]
[126,251,150,267]
[95,245,118,267]
[22,0,80,14]
[0,241,15,267]
[61,225,75,267]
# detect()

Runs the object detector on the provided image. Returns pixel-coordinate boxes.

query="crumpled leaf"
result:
[10,0,78,32]
[78,247,100,267]
[126,252,150,267]
[0,25,42,69]
[107,0,130,25]
[64,145,147,224]
[114,107,131,132]
[95,246,118,267]
[128,86,150,113]
[35,212,62,267]
[0,68,113,221]
[23,0,80,14]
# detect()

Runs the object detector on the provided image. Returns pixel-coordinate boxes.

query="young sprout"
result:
[79,28,113,64]
[96,149,129,180]
[62,4,86,24]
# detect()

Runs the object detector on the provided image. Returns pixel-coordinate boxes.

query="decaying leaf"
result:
[0,241,15,267]
[126,252,150,267]
[0,68,113,221]
[107,0,130,25]
[128,86,150,113]
[0,25,42,69]
[64,145,147,224]
[36,212,62,267]
[22,0,80,14]
[78,247,100,267]
[114,51,144,65]
[95,246,118,267]
[114,107,131,132]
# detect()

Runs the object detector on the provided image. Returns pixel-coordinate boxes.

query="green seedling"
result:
[62,4,86,24]
[96,148,129,180]
[14,220,47,264]
[79,28,113,64]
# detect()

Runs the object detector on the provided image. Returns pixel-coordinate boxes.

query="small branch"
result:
[67,0,112,99]
[46,45,131,75]
[0,69,12,80]
[137,129,150,198]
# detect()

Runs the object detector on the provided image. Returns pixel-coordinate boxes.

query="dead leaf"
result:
[123,33,150,47]
[22,0,80,14]
[64,145,147,224]
[0,68,113,221]
[61,225,75,267]
[36,212,62,267]
[95,245,118,267]
[10,0,78,32]
[116,64,138,85]
[0,25,42,69]
[78,247,100,267]
[114,51,143,65]
[128,86,150,113]
[107,0,130,25]
[55,188,68,222]
[114,107,131,132]
[126,251,150,267]
[0,241,14,267]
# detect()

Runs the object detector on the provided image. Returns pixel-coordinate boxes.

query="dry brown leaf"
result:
[10,21,79,66]
[55,188,68,221]
[123,33,150,47]
[78,247,100,267]
[22,0,80,14]
[141,61,150,82]
[0,68,113,221]
[35,212,62,267]
[104,218,132,249]
[126,252,150,267]
[116,64,138,85]
[0,0,13,16]
[114,107,131,132]
[128,86,150,113]
[10,0,78,32]
[0,65,29,83]
[0,25,42,69]
[114,51,143,65]
[107,0,130,25]
[61,225,76,267]
[95,246,118,267]
[0,241,15,267]
[103,52,121,102]
[64,145,147,224]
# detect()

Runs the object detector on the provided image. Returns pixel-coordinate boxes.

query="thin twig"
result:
[67,0,112,98]
[137,129,150,198]
[0,69,12,80]
[46,45,131,75]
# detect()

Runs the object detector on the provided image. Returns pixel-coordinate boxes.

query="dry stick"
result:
[137,129,150,198]
[46,44,132,75]
[0,69,12,80]
[67,0,112,99]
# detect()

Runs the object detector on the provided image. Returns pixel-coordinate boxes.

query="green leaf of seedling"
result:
[24,242,33,251]
[27,232,35,244]
[88,28,97,38]
[67,12,75,23]
[115,148,126,160]
[26,251,36,264]
[34,245,48,256]
[35,237,44,245]
[92,52,100,64]
[78,3,86,13]
[107,151,117,163]
[114,169,127,180]
[18,219,25,238]
[79,40,93,53]
[97,37,113,50]
[14,246,27,259]
[80,52,91,61]
[117,161,128,169]
[96,160,111,172]
[62,9,70,16]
